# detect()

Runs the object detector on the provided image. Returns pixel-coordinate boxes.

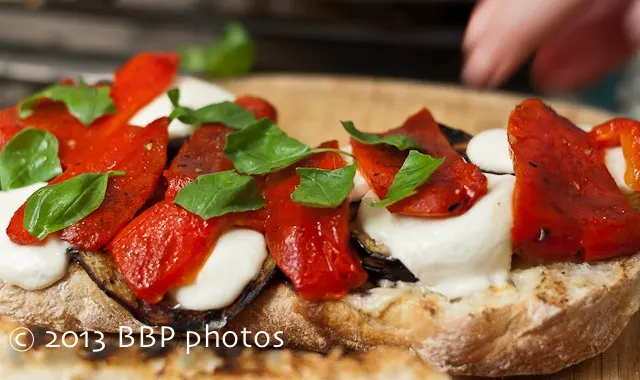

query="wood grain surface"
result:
[223,74,640,380]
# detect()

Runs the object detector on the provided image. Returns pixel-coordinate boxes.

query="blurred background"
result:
[0,0,637,114]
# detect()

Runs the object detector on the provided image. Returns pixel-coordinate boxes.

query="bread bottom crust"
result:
[1,253,639,377]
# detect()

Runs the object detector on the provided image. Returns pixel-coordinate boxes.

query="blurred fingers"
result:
[532,0,639,91]
[462,0,594,88]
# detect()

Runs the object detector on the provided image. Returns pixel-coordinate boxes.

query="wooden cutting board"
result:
[223,74,640,380]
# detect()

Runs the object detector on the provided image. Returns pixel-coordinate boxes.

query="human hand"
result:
[462,0,640,91]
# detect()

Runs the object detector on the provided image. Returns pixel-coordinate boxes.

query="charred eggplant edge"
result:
[71,248,277,332]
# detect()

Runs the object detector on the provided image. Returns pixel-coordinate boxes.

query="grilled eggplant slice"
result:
[438,122,472,159]
[72,248,277,331]
[350,123,472,283]
[351,231,417,282]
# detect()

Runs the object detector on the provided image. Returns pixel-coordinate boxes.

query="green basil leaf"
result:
[0,128,62,190]
[179,22,254,77]
[191,102,256,129]
[375,151,444,207]
[174,170,264,219]
[291,164,357,208]
[19,81,116,126]
[167,88,180,107]
[24,171,125,240]
[167,88,256,129]
[341,120,421,151]
[224,118,313,175]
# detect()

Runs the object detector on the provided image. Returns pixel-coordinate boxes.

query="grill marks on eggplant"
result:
[351,124,472,283]
[72,248,276,331]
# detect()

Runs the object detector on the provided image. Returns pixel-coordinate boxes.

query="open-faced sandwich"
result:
[0,52,639,377]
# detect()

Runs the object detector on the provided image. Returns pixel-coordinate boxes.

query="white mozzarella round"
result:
[129,76,235,139]
[0,183,69,290]
[357,174,514,298]
[172,229,267,311]
[466,128,514,174]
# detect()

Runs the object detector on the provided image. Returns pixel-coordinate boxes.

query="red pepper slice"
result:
[163,95,275,199]
[509,99,640,260]
[0,107,21,151]
[7,118,169,249]
[22,102,95,168]
[264,140,367,301]
[164,125,235,200]
[108,199,229,303]
[9,53,179,167]
[97,52,179,137]
[589,118,640,191]
[234,95,278,123]
[352,108,488,216]
[108,97,277,303]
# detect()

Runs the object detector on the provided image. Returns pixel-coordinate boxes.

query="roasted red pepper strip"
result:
[352,108,487,216]
[164,125,235,200]
[234,95,278,123]
[589,118,640,191]
[22,102,95,167]
[509,99,640,260]
[96,52,179,137]
[164,95,274,199]
[109,199,230,303]
[0,107,21,151]
[265,140,367,301]
[108,97,276,303]
[6,53,179,167]
[7,118,169,249]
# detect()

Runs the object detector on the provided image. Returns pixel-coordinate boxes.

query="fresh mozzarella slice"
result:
[358,174,514,298]
[171,228,267,311]
[466,128,513,174]
[129,76,235,139]
[0,183,69,290]
[466,128,635,194]
[341,144,371,202]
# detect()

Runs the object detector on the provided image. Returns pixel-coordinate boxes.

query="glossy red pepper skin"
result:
[22,102,96,168]
[97,52,179,137]
[7,118,169,249]
[164,126,235,200]
[0,107,21,151]
[509,99,640,260]
[164,95,275,199]
[352,108,487,216]
[234,95,278,123]
[589,118,640,191]
[108,97,277,303]
[109,199,229,303]
[264,141,367,301]
[7,53,180,167]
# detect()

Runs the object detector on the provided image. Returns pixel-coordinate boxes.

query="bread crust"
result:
[1,253,639,377]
